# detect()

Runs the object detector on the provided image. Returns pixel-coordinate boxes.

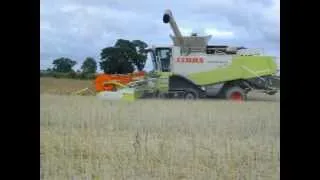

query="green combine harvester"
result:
[97,9,279,101]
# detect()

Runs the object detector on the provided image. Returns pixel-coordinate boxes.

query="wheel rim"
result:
[185,93,195,99]
[158,93,165,99]
[230,92,243,101]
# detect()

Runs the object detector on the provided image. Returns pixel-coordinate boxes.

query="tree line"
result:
[40,39,148,79]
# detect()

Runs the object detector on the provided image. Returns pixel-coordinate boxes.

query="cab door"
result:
[154,47,173,93]
[155,47,172,72]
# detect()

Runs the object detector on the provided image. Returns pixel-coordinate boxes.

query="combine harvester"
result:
[95,9,280,101]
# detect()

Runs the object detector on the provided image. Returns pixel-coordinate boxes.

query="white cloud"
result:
[40,0,280,70]
[60,4,82,13]
[204,28,234,39]
[179,27,193,36]
[40,21,53,31]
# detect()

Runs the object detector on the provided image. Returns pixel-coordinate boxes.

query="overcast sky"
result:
[40,0,280,71]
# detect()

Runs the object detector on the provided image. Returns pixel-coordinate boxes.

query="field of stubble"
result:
[40,78,280,180]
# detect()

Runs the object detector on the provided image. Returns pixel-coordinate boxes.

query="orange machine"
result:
[95,71,146,92]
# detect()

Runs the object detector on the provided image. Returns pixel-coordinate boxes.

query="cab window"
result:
[156,48,171,72]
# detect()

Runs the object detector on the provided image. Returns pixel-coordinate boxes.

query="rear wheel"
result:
[225,86,247,101]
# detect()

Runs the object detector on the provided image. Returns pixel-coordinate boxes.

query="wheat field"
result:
[40,78,280,180]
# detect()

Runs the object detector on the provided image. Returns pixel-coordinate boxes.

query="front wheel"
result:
[184,90,198,100]
[155,91,167,99]
[224,86,247,101]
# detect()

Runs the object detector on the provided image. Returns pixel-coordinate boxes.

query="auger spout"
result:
[163,9,184,47]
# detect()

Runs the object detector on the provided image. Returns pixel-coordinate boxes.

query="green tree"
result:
[131,40,148,71]
[52,57,77,73]
[99,39,148,74]
[81,57,97,74]
[100,47,134,74]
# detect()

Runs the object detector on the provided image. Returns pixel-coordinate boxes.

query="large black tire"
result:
[184,89,198,100]
[224,86,247,101]
[155,91,168,99]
